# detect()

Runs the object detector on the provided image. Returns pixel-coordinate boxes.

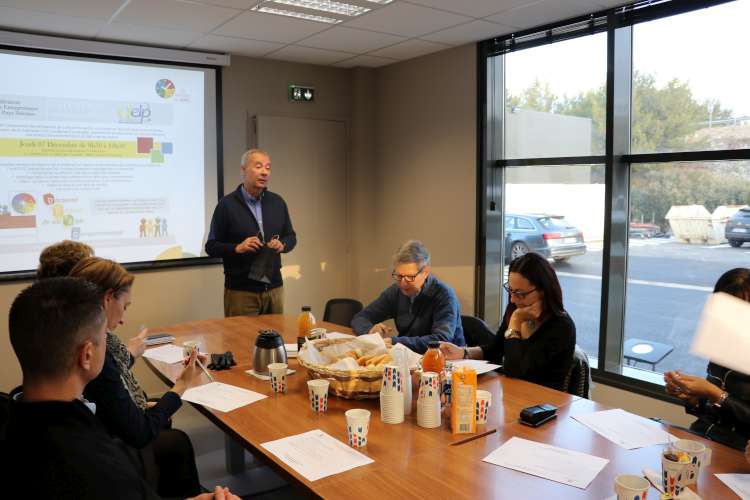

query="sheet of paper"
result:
[261,429,374,482]
[142,344,185,364]
[572,408,678,449]
[483,437,608,489]
[182,382,267,412]
[716,474,750,500]
[451,359,502,375]
[285,344,298,358]
[691,292,750,373]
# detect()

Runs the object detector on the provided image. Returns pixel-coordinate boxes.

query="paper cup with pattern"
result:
[674,439,712,486]
[381,364,403,395]
[614,474,649,500]
[345,409,371,448]
[661,450,690,497]
[307,379,329,413]
[182,340,201,358]
[268,363,288,393]
[475,390,492,424]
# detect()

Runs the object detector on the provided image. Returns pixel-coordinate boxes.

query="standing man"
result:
[206,149,296,317]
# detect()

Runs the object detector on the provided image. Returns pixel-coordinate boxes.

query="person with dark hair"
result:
[5,277,240,499]
[70,257,206,498]
[664,268,750,451]
[440,252,575,390]
[36,239,94,279]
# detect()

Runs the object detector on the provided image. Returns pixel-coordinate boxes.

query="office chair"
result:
[323,298,363,327]
[460,315,496,347]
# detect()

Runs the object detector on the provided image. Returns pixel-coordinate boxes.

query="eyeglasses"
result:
[392,267,425,283]
[503,282,536,299]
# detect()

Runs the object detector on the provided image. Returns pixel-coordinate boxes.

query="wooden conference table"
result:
[144,315,748,499]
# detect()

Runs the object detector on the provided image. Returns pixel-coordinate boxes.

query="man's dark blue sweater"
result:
[351,274,466,354]
[205,185,296,292]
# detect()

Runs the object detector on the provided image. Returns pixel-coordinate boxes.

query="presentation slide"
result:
[0,50,219,275]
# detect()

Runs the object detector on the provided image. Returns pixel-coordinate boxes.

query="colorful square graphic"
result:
[150,149,164,163]
[137,137,154,154]
[161,142,173,154]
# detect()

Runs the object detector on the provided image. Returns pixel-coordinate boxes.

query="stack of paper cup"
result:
[475,390,492,424]
[380,364,404,424]
[345,409,371,448]
[307,379,330,413]
[417,371,441,428]
[268,363,288,393]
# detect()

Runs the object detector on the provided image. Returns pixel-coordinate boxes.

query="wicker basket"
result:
[297,338,396,399]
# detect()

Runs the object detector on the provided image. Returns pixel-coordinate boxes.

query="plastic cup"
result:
[674,439,711,486]
[614,474,649,500]
[182,340,201,357]
[661,450,690,497]
[307,379,329,413]
[268,363,287,393]
[475,390,492,424]
[345,409,371,448]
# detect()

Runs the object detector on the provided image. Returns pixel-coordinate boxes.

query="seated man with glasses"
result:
[351,240,465,354]
[440,252,575,391]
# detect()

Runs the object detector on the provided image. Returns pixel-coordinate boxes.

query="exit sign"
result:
[289,84,315,102]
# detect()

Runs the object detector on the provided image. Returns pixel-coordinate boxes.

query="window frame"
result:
[477,0,750,402]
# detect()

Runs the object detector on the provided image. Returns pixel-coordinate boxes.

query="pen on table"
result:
[450,428,497,446]
[195,354,214,382]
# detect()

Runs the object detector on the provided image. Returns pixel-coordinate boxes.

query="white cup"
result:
[418,372,440,401]
[268,363,287,393]
[182,340,201,357]
[614,474,650,500]
[475,390,492,424]
[382,364,403,394]
[674,439,712,486]
[345,409,371,448]
[307,379,329,413]
[661,451,690,497]
[380,389,405,424]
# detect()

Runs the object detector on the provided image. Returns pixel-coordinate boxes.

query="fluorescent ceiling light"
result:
[254,5,341,23]
[270,0,370,17]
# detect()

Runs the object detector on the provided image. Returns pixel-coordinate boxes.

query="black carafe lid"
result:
[255,330,283,348]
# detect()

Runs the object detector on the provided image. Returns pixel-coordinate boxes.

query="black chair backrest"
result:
[460,315,495,347]
[323,298,364,327]
[563,345,591,398]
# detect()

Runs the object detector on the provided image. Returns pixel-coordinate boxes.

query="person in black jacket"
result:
[440,252,575,391]
[5,277,239,500]
[205,149,297,317]
[71,256,205,497]
[665,268,750,451]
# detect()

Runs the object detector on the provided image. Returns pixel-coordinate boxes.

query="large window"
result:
[480,0,750,398]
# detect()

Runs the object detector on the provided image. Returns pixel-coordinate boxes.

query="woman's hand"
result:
[509,300,544,331]
[171,350,208,397]
[665,371,724,403]
[127,328,148,359]
[439,342,464,360]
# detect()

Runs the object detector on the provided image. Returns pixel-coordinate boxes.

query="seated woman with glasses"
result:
[664,268,750,451]
[441,252,575,391]
[351,239,466,354]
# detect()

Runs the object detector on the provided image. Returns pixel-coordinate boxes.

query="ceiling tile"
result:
[342,2,472,37]
[368,38,448,60]
[486,0,598,31]
[196,0,259,8]
[214,10,330,43]
[421,19,514,45]
[0,6,104,37]
[114,0,241,32]
[0,0,124,20]
[188,33,283,56]
[97,22,201,47]
[265,44,354,65]
[333,54,397,68]
[298,26,405,54]
[403,0,535,18]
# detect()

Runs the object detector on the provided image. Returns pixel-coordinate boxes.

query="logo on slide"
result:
[155,79,176,99]
[118,104,152,124]
[12,193,36,214]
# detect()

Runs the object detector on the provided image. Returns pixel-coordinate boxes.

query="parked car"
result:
[629,222,662,239]
[504,213,586,262]
[725,206,750,247]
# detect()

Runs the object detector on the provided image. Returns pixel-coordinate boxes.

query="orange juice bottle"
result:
[297,306,316,350]
[421,341,445,374]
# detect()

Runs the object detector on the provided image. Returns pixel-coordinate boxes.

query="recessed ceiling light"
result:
[270,0,370,17]
[254,5,342,23]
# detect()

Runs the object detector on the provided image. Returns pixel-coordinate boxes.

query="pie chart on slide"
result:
[155,79,175,99]
[12,193,36,214]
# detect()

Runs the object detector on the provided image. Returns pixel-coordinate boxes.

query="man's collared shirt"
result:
[241,185,264,237]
